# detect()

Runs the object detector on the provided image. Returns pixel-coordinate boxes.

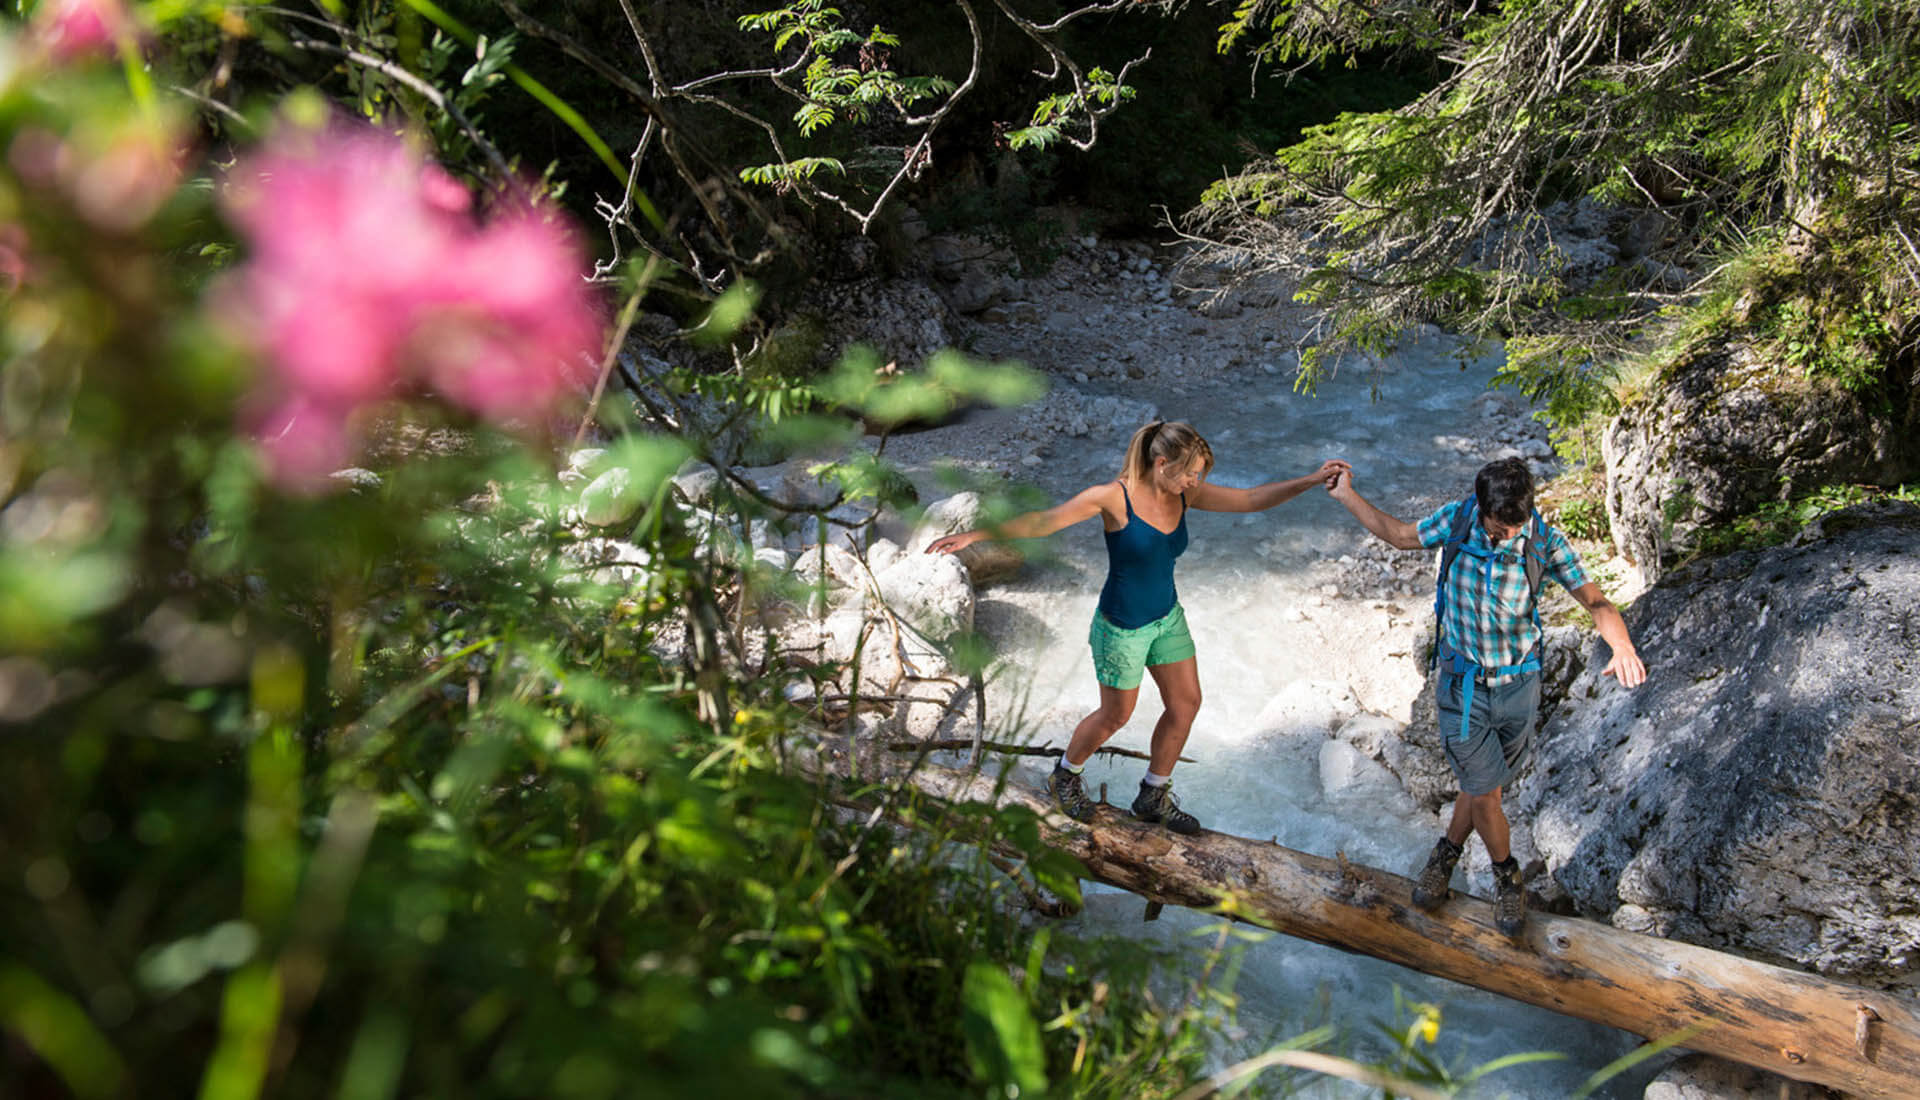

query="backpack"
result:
[1430,494,1551,738]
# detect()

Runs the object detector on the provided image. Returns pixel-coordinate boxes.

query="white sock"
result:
[1141,771,1171,788]
[1058,758,1086,775]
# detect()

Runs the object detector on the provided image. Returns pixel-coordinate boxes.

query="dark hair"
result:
[1474,458,1534,526]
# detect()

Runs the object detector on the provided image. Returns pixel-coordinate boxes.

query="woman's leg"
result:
[1142,656,1202,776]
[1062,684,1138,766]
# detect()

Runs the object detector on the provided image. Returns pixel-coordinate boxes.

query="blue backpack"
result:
[1431,494,1550,740]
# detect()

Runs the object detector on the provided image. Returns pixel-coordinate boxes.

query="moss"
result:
[745,312,829,381]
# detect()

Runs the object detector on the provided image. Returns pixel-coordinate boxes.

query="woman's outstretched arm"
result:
[1188,459,1350,513]
[1326,468,1422,549]
[926,482,1115,554]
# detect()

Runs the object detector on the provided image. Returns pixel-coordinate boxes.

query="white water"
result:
[899,332,1663,1097]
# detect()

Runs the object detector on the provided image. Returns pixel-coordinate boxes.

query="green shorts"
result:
[1088,604,1196,690]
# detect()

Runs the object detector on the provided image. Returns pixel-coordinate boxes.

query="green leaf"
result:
[1029,850,1085,910]
[0,966,126,1099]
[926,350,1045,407]
[1007,126,1061,150]
[694,280,762,347]
[1459,1049,1569,1083]
[1569,1024,1712,1099]
[961,962,1049,1096]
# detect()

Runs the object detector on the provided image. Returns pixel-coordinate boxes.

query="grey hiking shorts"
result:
[1436,670,1541,796]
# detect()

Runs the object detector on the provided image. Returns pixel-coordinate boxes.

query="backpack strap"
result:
[1521,508,1549,633]
[1431,494,1479,667]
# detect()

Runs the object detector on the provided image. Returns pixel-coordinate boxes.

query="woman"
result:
[928,420,1347,833]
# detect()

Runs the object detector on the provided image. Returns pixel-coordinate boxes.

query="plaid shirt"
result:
[1417,499,1589,683]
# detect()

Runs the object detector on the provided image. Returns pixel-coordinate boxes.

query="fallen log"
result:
[883,739,1194,764]
[802,742,1920,1099]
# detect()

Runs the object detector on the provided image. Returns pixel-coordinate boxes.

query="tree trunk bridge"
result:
[807,744,1920,1099]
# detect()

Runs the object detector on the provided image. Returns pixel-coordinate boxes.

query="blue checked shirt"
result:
[1417,500,1590,683]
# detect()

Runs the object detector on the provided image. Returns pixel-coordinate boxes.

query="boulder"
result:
[873,550,974,643]
[1603,342,1920,582]
[1251,678,1359,742]
[1514,503,1920,986]
[560,537,653,589]
[864,537,903,577]
[1316,738,1402,799]
[925,233,1016,314]
[620,350,793,468]
[791,542,866,595]
[905,492,1025,587]
[579,466,644,527]
[806,276,958,371]
[1642,1053,1838,1099]
[671,463,722,506]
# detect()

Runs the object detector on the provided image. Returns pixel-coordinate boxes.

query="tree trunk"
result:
[802,742,1920,1099]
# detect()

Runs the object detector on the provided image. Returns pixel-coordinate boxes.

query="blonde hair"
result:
[1119,420,1214,485]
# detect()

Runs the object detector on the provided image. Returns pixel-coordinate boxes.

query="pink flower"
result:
[8,114,187,233]
[250,394,355,496]
[0,224,31,294]
[220,121,605,491]
[32,0,130,65]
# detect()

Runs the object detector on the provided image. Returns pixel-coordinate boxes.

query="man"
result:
[1328,457,1647,937]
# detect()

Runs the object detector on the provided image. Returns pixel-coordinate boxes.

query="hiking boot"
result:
[1492,857,1527,939]
[1046,766,1097,823]
[1411,837,1463,910]
[1130,781,1201,835]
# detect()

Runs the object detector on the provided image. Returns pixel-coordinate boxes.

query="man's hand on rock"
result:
[1604,647,1648,688]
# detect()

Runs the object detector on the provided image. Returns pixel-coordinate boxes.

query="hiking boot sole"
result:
[1052,800,1096,823]
[1131,810,1201,836]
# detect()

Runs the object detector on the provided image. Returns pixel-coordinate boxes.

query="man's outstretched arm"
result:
[1327,469,1422,550]
[1570,583,1648,687]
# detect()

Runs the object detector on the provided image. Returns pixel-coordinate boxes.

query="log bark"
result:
[803,741,1920,1099]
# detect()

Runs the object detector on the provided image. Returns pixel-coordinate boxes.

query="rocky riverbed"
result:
[576,210,1917,1097]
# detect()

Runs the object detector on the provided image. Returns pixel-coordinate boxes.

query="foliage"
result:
[1554,497,1611,543]
[1687,481,1920,558]
[1,2,1749,1096]
[1186,0,1920,425]
[0,5,1264,1096]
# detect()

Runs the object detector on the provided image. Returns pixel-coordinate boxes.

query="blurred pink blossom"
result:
[31,0,130,64]
[250,394,355,496]
[0,225,31,294]
[8,115,187,233]
[220,122,604,493]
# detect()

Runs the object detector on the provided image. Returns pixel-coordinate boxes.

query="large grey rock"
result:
[579,466,644,527]
[1642,1053,1837,1099]
[905,492,1025,587]
[671,463,722,506]
[1515,503,1920,985]
[806,276,958,370]
[1603,342,1920,581]
[925,233,1016,314]
[791,541,866,597]
[1252,679,1359,742]
[873,551,974,643]
[560,537,653,589]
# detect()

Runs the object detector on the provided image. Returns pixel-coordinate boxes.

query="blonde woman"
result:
[929,420,1348,832]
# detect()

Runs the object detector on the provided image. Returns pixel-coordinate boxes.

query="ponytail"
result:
[1120,420,1214,484]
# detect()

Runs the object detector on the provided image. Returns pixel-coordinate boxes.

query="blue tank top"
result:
[1097,480,1188,629]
